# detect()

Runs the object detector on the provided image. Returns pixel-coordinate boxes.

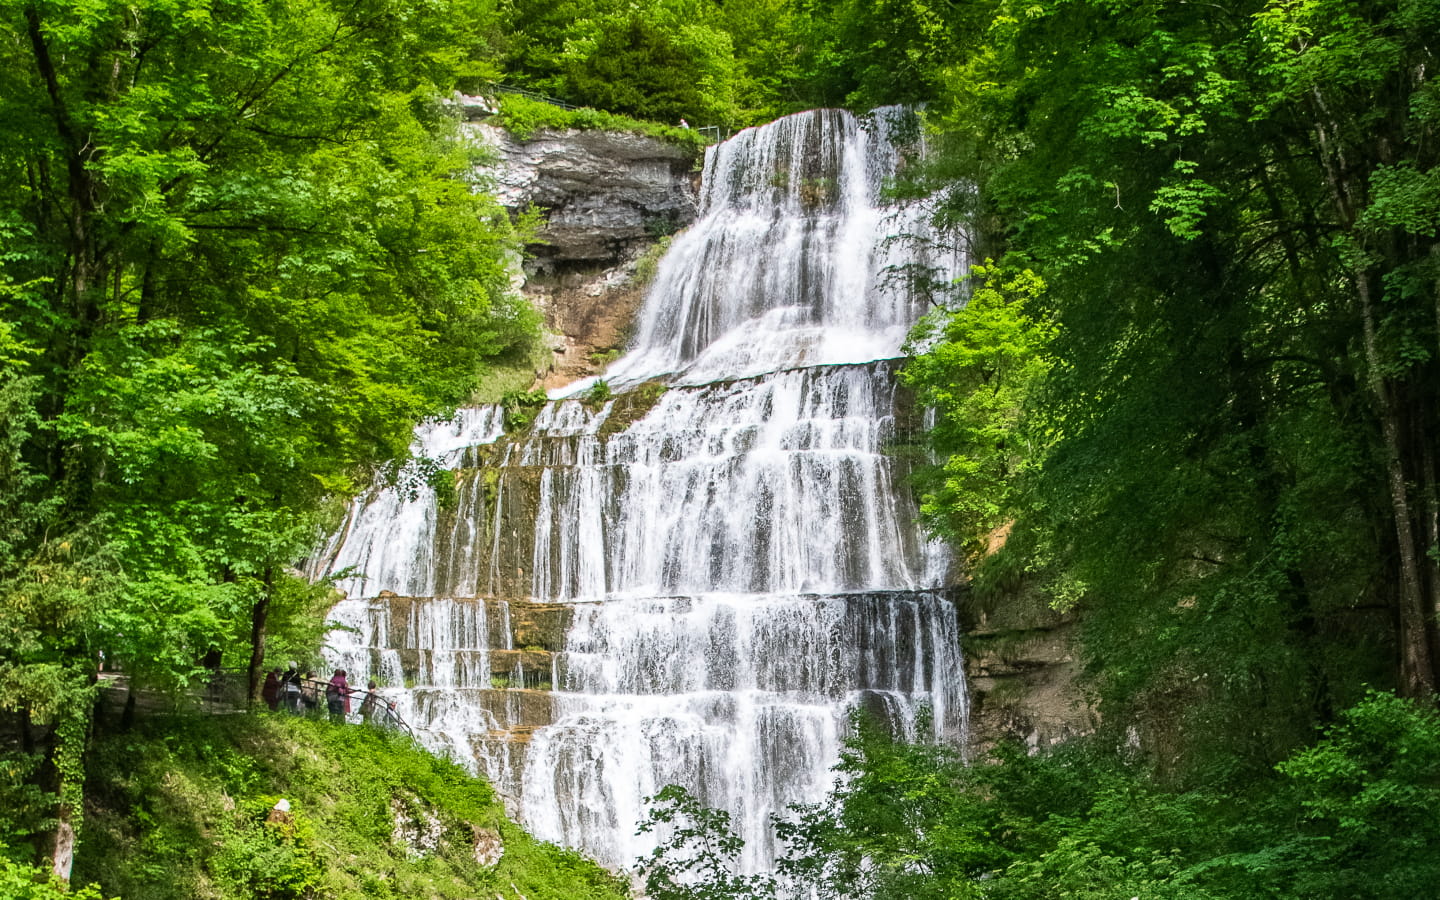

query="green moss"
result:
[493,94,708,152]
[598,381,668,439]
[75,715,627,900]
[631,235,673,287]
[469,333,553,407]
[482,467,502,510]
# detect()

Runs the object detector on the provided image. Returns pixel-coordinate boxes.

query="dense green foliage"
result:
[487,0,978,126]
[902,264,1051,560]
[73,714,627,900]
[654,695,1440,899]
[0,858,109,900]
[0,0,536,879]
[903,0,1440,761]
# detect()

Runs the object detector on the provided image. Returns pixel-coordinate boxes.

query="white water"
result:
[565,106,960,390]
[314,107,969,873]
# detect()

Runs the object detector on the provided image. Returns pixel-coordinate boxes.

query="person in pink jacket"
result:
[325,669,351,723]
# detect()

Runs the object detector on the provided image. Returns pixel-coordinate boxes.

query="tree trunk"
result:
[48,811,75,882]
[1356,271,1436,697]
[36,706,90,883]
[247,567,275,706]
[121,684,137,731]
[1415,390,1440,668]
[1306,85,1438,697]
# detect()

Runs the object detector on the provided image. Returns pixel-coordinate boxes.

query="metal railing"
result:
[485,82,579,111]
[202,668,415,737]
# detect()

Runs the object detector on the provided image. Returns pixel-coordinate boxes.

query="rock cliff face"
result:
[960,581,1096,756]
[467,123,700,387]
[469,124,699,273]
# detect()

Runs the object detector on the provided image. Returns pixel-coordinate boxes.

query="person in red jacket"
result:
[325,669,351,723]
[261,668,281,711]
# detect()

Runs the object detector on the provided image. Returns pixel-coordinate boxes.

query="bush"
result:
[494,94,708,150]
[502,388,549,431]
[0,855,110,900]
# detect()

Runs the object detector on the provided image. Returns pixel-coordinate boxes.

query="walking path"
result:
[97,668,415,737]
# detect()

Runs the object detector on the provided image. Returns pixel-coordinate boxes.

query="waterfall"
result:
[314,107,969,873]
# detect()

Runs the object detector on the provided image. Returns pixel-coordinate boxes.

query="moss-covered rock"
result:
[509,603,574,652]
[597,381,668,439]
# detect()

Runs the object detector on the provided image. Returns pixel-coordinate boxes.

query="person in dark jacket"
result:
[281,662,302,713]
[358,680,381,723]
[301,671,322,714]
[261,668,281,711]
[326,669,351,723]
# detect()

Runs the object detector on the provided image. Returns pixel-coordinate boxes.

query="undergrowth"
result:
[470,331,555,406]
[493,95,709,151]
[75,715,627,900]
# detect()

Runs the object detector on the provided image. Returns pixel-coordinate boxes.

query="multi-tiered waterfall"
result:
[311,108,969,873]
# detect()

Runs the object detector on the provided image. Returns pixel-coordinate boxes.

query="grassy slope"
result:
[75,714,627,900]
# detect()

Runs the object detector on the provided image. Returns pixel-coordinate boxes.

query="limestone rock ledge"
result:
[465,123,701,388]
[959,585,1097,756]
[467,123,700,272]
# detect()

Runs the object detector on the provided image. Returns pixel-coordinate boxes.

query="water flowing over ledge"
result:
[311,107,971,872]
[565,106,964,391]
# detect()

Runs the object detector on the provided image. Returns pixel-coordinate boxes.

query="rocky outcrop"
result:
[959,581,1096,756]
[468,123,700,275]
[526,264,650,391]
[466,123,700,388]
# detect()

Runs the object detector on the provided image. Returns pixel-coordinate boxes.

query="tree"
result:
[0,0,530,877]
[636,785,777,900]
[906,0,1438,771]
[562,11,740,125]
[901,263,1051,560]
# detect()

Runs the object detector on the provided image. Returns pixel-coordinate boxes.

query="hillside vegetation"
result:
[74,714,626,900]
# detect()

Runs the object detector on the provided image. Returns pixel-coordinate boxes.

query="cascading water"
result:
[312,107,969,874]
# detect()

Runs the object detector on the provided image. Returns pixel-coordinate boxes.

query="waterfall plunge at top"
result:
[573,107,957,389]
[311,108,969,874]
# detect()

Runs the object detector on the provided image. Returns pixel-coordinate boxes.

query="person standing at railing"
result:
[261,668,282,711]
[358,680,381,723]
[281,662,303,714]
[326,669,352,723]
[301,671,322,715]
